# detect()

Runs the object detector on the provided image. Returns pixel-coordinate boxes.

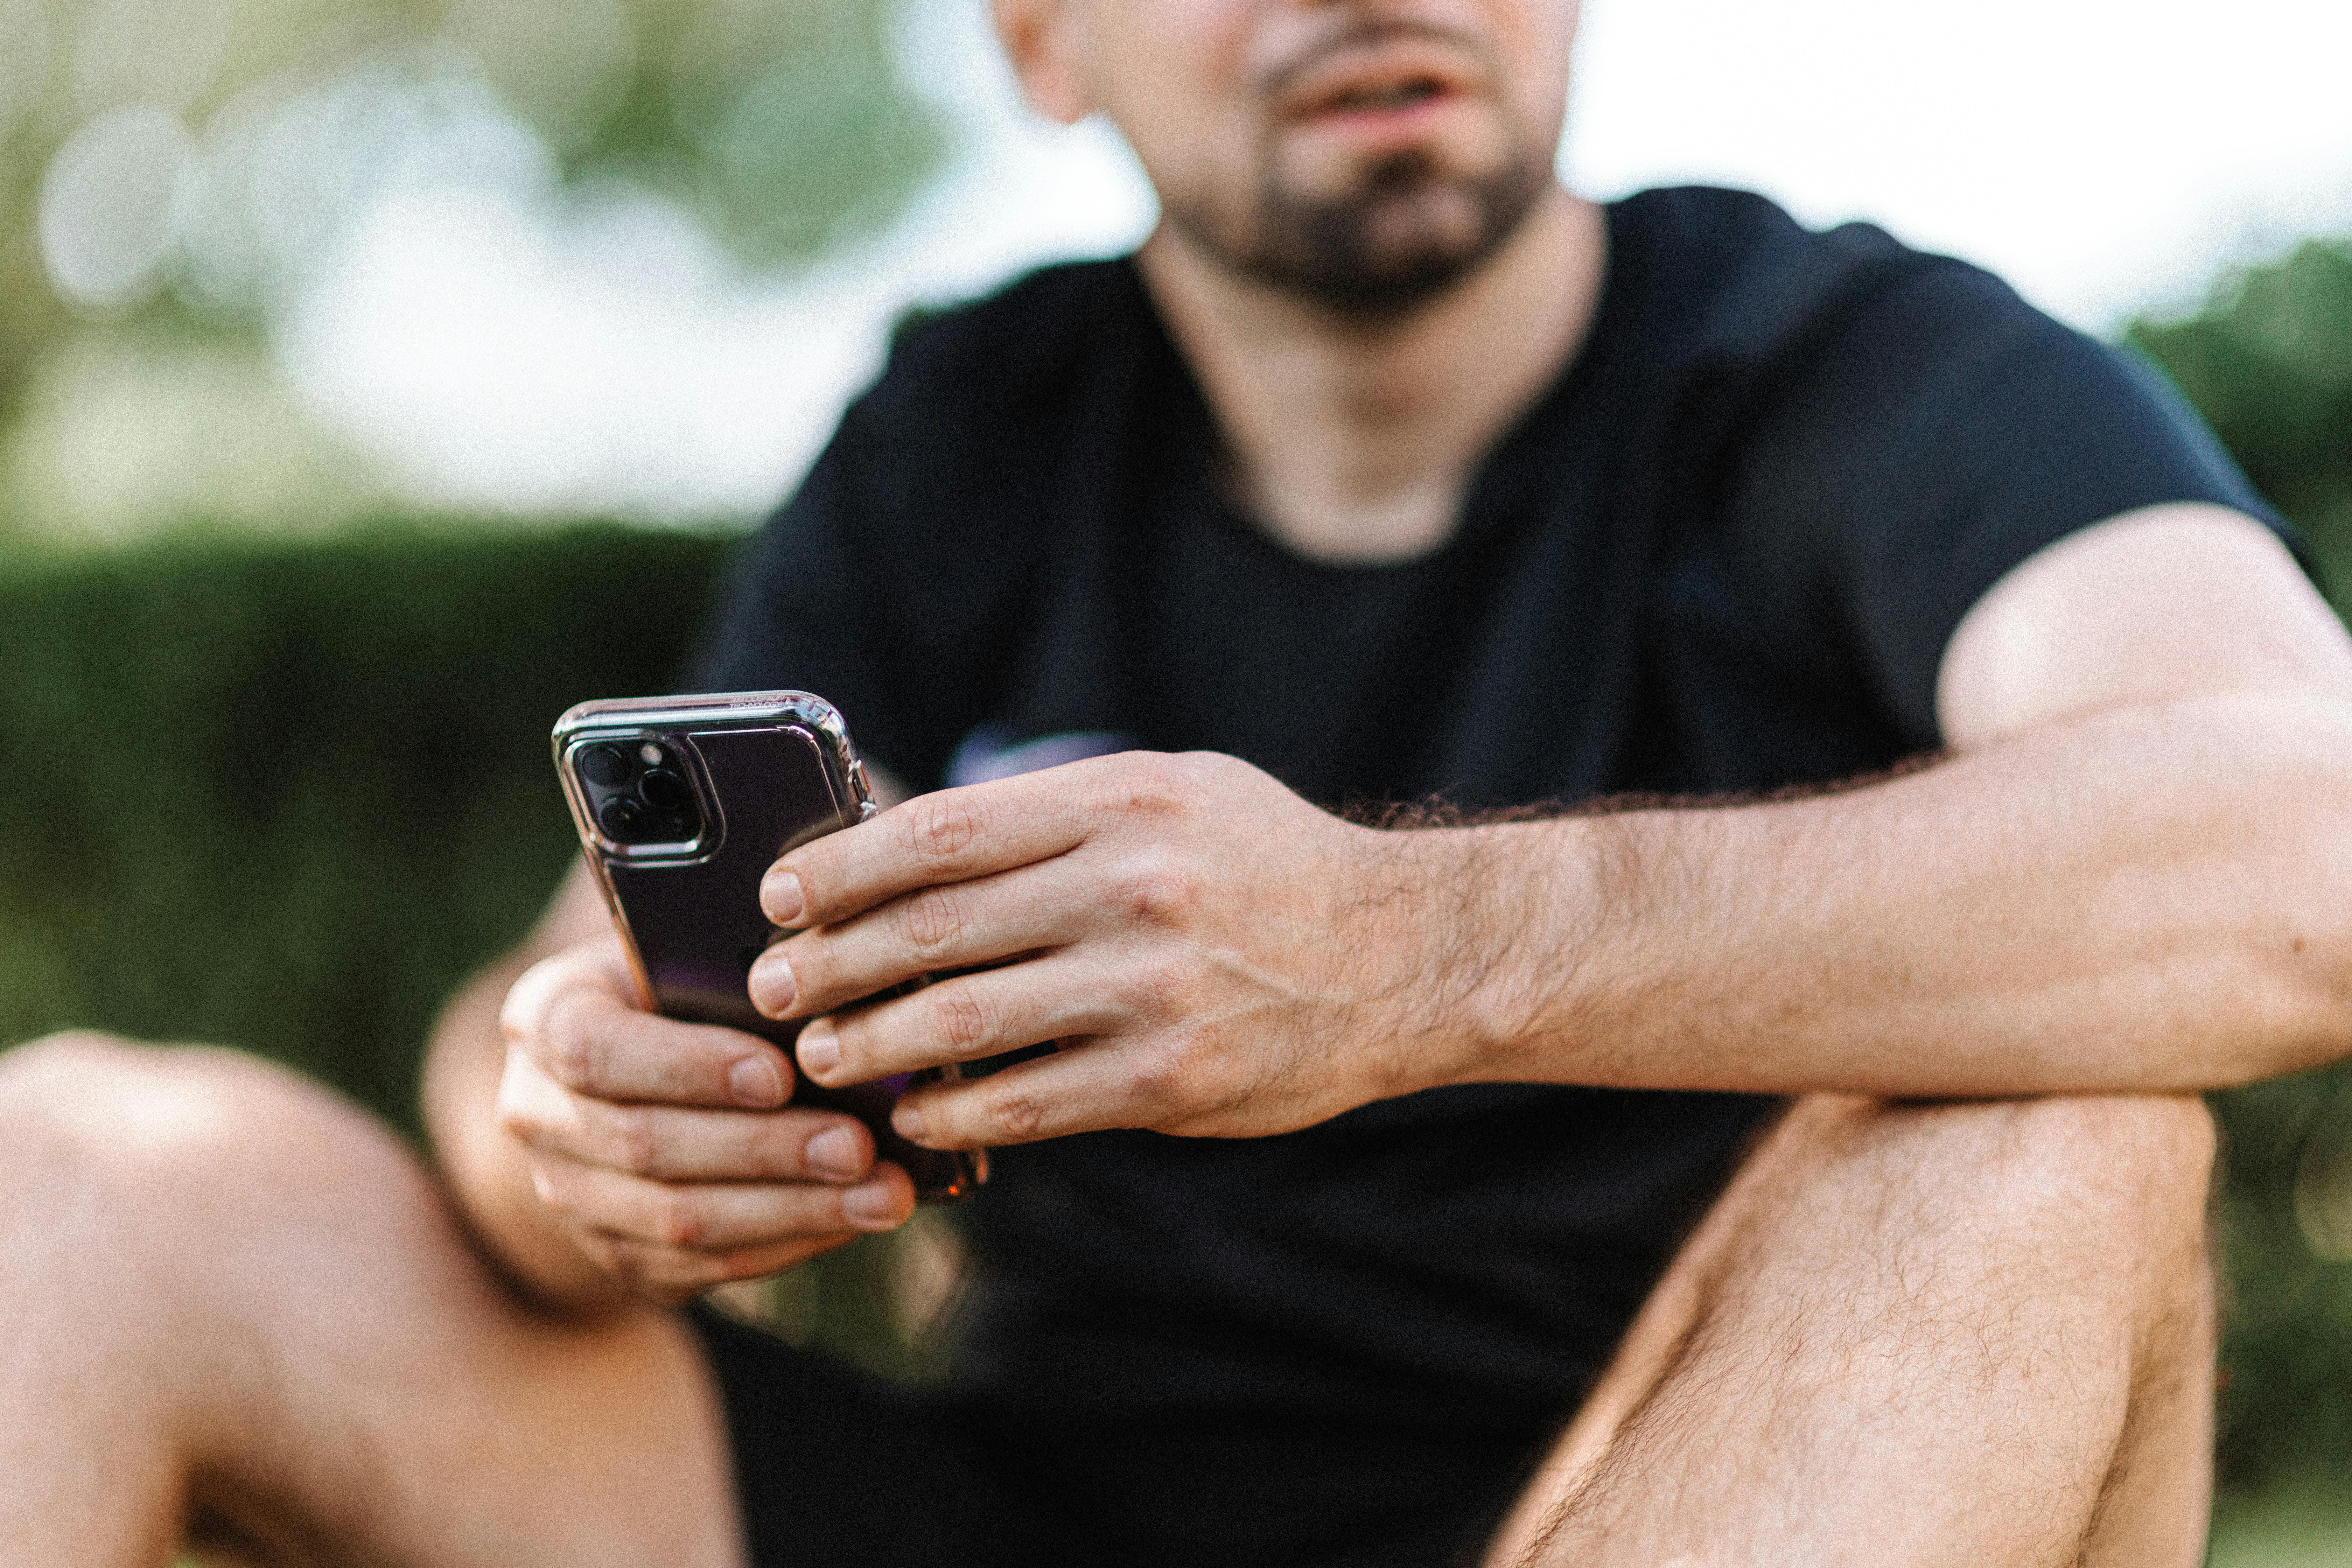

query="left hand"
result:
[745,751,1476,1149]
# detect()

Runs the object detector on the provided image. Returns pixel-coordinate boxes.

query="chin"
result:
[1276,115,1519,206]
[1162,128,1546,311]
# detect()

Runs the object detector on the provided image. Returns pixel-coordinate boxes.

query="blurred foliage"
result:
[2133,238,2352,590]
[0,0,945,418]
[2133,243,2352,1495]
[0,524,716,1114]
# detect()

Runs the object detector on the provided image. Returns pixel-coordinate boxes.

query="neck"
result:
[1137,184,1605,565]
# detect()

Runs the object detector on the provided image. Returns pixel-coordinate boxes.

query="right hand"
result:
[493,934,915,1303]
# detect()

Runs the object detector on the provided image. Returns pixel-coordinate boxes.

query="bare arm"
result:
[741,504,2352,1150]
[422,862,637,1316]
[1449,503,2352,1098]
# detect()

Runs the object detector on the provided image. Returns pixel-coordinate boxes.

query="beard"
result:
[1166,143,1550,315]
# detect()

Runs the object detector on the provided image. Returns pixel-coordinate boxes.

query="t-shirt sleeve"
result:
[1731,264,2303,748]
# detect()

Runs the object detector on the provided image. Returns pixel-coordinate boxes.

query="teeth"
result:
[1335,80,1437,112]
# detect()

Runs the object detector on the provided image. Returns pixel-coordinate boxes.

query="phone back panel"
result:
[606,724,842,1031]
[555,695,982,1200]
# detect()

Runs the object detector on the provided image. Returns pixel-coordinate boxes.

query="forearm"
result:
[422,956,637,1320]
[1447,691,2352,1097]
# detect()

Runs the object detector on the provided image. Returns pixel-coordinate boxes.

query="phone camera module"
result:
[579,744,631,788]
[638,769,691,812]
[598,796,648,841]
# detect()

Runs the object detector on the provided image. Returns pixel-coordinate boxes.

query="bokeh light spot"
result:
[38,106,198,315]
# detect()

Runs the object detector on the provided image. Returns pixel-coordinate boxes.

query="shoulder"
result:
[1610,186,1961,372]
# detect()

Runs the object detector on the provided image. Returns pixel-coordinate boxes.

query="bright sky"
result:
[280,0,2352,520]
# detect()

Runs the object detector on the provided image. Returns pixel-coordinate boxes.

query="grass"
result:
[2211,1489,2352,1567]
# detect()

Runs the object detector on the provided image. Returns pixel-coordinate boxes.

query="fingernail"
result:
[843,1182,902,1228]
[761,870,805,925]
[892,1103,928,1144]
[806,1125,861,1179]
[797,1019,839,1078]
[728,1055,785,1107]
[748,950,797,1017]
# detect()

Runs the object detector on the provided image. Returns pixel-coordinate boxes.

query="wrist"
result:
[1363,820,1538,1092]
[1388,814,1621,1091]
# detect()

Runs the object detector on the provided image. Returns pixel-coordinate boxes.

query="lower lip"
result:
[1290,91,1469,152]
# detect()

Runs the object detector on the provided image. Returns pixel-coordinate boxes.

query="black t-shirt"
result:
[688,186,2287,1564]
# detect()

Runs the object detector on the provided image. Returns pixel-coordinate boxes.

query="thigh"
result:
[1,1036,740,1568]
[1478,1093,2216,1568]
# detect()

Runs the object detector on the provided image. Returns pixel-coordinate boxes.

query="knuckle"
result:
[496,992,532,1046]
[1108,754,1201,820]
[1127,955,1199,1018]
[1120,849,1200,927]
[929,985,995,1054]
[602,1241,709,1300]
[981,1077,1050,1142]
[493,1093,543,1145]
[1124,1040,1193,1112]
[531,1168,581,1219]
[649,1187,706,1250]
[545,1002,603,1095]
[898,885,967,959]
[906,792,984,868]
[612,1104,664,1177]
[584,1235,633,1280]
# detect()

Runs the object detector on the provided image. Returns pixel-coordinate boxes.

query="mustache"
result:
[1254,17,1491,100]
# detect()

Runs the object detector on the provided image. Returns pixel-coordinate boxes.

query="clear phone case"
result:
[552,690,987,1202]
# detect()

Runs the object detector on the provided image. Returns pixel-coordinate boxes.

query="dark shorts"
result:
[684,1308,1540,1568]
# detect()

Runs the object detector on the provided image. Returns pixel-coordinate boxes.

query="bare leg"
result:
[1485,1093,2216,1568]
[0,1034,744,1568]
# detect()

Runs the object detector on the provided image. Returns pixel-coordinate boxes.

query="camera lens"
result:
[578,744,630,788]
[639,769,690,812]
[598,796,647,841]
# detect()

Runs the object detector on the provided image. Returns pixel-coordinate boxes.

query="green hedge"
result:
[2132,238,2352,565]
[0,524,725,1122]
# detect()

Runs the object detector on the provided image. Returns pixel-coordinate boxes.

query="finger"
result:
[499,932,642,1030]
[753,854,1109,1021]
[762,759,1131,928]
[530,1154,916,1251]
[796,955,1115,1089]
[584,1231,860,1303]
[510,965,794,1108]
[497,1053,876,1183]
[889,1042,1166,1149]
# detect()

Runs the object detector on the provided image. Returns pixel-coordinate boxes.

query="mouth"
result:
[1274,36,1483,128]
[1321,76,1449,115]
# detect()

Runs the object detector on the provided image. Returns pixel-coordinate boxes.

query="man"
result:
[6,0,2352,1562]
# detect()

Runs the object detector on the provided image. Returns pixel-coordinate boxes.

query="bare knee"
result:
[0,1032,420,1247]
[1927,1092,2210,1233]
[1995,1092,2214,1215]
[1784,1091,2215,1278]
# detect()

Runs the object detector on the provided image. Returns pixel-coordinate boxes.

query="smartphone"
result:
[551,690,987,1202]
